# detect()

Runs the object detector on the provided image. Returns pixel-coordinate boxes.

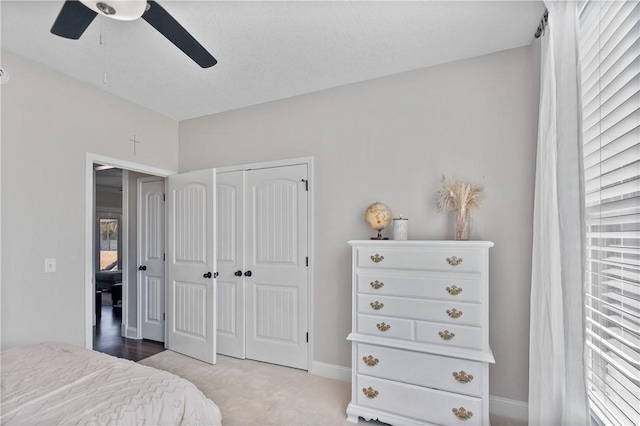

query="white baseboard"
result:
[310,361,351,382]
[489,395,528,423]
[125,326,138,339]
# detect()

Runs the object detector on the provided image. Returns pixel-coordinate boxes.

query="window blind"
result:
[579,1,640,425]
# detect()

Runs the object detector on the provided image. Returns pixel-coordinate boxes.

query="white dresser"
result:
[346,240,494,426]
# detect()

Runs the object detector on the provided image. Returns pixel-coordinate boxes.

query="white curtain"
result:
[529,2,590,425]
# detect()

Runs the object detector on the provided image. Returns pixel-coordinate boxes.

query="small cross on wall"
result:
[130,134,142,156]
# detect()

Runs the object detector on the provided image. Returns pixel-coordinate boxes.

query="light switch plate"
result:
[44,258,56,273]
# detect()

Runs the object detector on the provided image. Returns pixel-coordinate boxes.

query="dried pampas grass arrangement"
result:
[435,176,484,213]
[435,176,484,240]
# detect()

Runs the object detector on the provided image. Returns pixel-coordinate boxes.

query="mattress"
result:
[1,342,222,425]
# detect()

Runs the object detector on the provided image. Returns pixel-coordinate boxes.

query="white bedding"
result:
[1,342,222,425]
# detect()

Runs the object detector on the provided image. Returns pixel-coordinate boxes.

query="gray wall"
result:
[96,187,123,210]
[1,51,178,349]
[179,45,539,403]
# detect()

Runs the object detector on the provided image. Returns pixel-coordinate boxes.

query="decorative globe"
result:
[364,202,392,239]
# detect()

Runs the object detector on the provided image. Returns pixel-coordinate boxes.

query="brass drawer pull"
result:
[362,387,379,399]
[370,280,384,290]
[362,355,379,367]
[446,285,462,295]
[446,256,463,266]
[377,322,391,332]
[453,370,474,383]
[439,330,455,340]
[370,301,384,310]
[371,254,384,263]
[446,308,463,318]
[452,407,473,421]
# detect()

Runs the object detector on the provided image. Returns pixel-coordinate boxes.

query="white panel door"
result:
[167,169,217,364]
[245,164,308,369]
[139,178,165,342]
[216,171,245,358]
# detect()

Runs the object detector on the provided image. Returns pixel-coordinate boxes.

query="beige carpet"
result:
[140,351,354,425]
[139,351,526,426]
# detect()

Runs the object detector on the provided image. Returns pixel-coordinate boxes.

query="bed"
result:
[0,342,222,425]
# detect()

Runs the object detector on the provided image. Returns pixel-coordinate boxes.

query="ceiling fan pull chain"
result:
[100,19,108,85]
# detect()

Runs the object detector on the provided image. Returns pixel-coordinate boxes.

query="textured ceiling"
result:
[1,1,546,121]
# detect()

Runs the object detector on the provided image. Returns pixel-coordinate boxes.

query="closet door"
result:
[245,164,309,370]
[216,171,245,358]
[167,169,217,364]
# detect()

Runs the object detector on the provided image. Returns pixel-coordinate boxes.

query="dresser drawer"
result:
[356,343,484,397]
[357,273,481,303]
[358,294,482,327]
[356,375,482,425]
[416,321,484,351]
[356,246,482,272]
[357,314,413,341]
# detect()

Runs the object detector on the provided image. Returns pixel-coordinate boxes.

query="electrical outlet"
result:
[44,258,56,273]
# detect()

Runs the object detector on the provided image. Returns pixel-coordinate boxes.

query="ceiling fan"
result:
[50,0,217,68]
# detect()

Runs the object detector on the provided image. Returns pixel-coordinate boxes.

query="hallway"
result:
[93,292,165,362]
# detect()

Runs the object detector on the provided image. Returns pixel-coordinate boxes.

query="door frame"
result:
[216,156,314,370]
[85,153,174,349]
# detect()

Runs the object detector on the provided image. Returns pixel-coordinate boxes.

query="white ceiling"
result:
[1,1,546,121]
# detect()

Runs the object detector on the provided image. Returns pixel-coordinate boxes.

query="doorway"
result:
[92,167,167,360]
[85,153,174,355]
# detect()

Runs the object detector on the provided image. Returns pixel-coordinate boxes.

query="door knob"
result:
[203,271,212,279]
[138,265,147,271]
[234,270,242,277]
[244,270,252,277]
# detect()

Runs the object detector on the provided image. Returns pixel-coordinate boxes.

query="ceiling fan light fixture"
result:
[96,2,116,16]
[80,0,146,21]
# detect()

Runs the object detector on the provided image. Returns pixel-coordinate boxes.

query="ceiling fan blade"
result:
[142,1,217,68]
[51,0,98,39]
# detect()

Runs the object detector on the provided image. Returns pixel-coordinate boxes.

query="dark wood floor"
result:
[93,296,165,362]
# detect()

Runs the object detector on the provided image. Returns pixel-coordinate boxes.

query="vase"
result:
[454,209,470,240]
